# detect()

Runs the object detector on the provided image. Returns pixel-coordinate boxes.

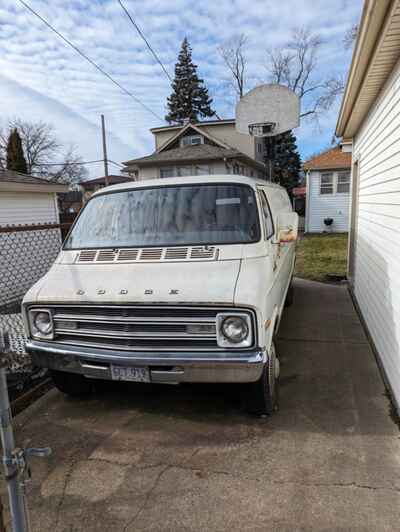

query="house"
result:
[122,119,267,180]
[0,169,68,226]
[303,146,352,233]
[336,0,400,414]
[80,174,135,201]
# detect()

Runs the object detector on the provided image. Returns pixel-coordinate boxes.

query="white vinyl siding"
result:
[0,192,58,227]
[352,57,400,409]
[306,170,350,232]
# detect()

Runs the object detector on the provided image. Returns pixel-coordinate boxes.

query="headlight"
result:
[216,313,253,348]
[221,316,248,343]
[29,309,53,339]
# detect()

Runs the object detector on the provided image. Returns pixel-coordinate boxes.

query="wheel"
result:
[50,370,93,397]
[243,342,279,416]
[285,279,294,307]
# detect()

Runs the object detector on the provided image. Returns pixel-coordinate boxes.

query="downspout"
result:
[305,170,310,233]
[223,157,231,174]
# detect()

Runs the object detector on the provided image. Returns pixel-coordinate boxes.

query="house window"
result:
[160,167,175,178]
[194,165,210,175]
[177,166,192,177]
[180,135,203,147]
[320,173,334,194]
[337,172,350,193]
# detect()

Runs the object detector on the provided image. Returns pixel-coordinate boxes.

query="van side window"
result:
[259,191,274,239]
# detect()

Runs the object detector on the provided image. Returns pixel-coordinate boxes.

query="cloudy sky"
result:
[0,0,362,178]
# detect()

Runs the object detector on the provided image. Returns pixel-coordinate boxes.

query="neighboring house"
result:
[80,174,135,201]
[303,146,352,233]
[336,0,400,414]
[122,119,267,180]
[0,169,67,226]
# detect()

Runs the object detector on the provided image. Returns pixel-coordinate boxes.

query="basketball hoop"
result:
[236,84,300,137]
[248,122,276,137]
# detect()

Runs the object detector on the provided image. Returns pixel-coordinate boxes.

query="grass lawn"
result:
[295,233,348,283]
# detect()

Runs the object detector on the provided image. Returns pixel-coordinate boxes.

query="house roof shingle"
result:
[80,174,133,189]
[0,169,64,186]
[123,144,264,171]
[303,146,351,171]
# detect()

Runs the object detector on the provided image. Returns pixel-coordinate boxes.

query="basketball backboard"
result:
[235,84,300,137]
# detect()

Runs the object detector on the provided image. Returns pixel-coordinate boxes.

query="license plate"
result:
[111,365,150,382]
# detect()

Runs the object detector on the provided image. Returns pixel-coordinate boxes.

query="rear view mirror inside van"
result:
[277,212,299,243]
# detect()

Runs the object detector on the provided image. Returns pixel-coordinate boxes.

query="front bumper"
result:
[26,340,265,384]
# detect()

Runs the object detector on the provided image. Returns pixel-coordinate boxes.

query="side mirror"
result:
[277,212,299,243]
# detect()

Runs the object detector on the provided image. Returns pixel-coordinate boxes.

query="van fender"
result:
[265,305,280,356]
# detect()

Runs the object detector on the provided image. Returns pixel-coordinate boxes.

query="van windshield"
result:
[64,183,260,249]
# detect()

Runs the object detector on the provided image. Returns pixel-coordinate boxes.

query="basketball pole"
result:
[0,331,51,532]
[0,331,29,532]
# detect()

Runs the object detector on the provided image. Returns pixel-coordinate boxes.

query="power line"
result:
[118,0,173,84]
[36,159,104,167]
[17,0,164,122]
[0,157,104,167]
[108,160,124,168]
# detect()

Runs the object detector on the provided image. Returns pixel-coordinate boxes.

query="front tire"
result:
[50,370,93,397]
[243,342,279,416]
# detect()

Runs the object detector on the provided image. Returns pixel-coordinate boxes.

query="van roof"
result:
[92,174,285,197]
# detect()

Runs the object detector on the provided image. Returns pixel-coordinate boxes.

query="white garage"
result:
[0,169,67,226]
[0,169,68,308]
[336,0,400,414]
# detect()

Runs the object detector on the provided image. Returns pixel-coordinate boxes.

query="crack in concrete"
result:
[165,464,400,494]
[128,460,400,495]
[122,448,201,532]
[122,464,171,532]
[54,458,77,532]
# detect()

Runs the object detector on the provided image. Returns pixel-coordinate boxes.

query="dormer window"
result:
[180,135,204,147]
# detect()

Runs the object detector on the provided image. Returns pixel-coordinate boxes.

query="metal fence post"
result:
[0,331,29,532]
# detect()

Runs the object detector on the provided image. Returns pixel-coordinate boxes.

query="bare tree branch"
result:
[343,24,358,50]
[218,34,248,99]
[266,27,344,122]
[0,119,87,184]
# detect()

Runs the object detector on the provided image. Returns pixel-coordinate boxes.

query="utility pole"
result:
[101,114,109,186]
[0,331,51,532]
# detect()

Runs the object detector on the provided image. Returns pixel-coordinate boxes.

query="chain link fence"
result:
[0,224,69,378]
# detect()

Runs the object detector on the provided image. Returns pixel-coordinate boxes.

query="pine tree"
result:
[272,131,301,195]
[165,38,215,124]
[6,128,28,174]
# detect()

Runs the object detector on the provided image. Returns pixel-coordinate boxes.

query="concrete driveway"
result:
[12,279,400,531]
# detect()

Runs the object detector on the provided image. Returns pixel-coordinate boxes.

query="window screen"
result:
[320,173,333,194]
[337,172,350,193]
[160,167,175,178]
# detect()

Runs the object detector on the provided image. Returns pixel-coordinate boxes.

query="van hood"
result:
[30,260,241,305]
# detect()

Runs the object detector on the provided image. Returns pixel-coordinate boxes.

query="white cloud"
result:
[0,0,363,174]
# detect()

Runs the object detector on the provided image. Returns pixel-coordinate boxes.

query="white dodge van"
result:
[23,175,298,414]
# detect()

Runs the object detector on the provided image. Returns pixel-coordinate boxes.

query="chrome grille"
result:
[41,305,255,352]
